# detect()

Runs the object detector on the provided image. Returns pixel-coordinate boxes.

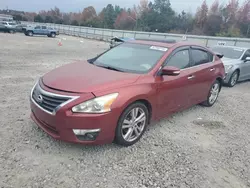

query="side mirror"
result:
[160,66,181,76]
[215,52,224,59]
[244,57,250,62]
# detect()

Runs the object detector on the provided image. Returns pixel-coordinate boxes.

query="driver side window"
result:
[165,50,190,69]
[35,26,41,29]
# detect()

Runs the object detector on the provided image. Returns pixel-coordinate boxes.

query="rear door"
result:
[189,46,218,104]
[240,50,250,80]
[41,26,49,35]
[33,26,41,34]
[156,46,195,118]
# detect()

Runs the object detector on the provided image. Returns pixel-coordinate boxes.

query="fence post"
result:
[234,39,237,46]
[102,29,104,41]
[134,32,136,39]
[86,27,88,38]
[122,31,125,38]
[205,38,209,47]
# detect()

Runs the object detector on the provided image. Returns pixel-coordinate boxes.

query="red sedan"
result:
[30,40,225,146]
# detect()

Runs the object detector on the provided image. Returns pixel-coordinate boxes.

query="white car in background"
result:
[211,46,250,87]
[0,21,17,33]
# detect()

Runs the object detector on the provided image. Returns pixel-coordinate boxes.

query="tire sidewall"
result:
[115,102,149,146]
[28,31,33,36]
[51,33,56,38]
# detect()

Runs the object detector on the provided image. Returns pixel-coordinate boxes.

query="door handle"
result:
[210,68,215,72]
[187,75,195,80]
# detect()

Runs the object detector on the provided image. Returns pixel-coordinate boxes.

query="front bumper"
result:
[30,87,120,145]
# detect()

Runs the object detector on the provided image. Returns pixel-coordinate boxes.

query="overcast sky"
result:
[0,0,246,13]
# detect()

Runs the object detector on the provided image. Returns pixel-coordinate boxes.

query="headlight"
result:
[72,93,118,113]
[224,65,233,72]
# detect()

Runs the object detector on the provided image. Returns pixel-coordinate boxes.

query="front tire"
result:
[228,70,239,87]
[115,102,149,146]
[27,31,33,36]
[201,80,221,107]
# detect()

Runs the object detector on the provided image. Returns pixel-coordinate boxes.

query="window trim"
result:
[156,46,191,76]
[162,46,191,68]
[190,46,213,67]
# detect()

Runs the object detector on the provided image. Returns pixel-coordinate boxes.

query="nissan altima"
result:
[30,40,225,146]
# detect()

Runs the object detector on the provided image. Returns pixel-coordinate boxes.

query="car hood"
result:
[221,57,241,66]
[42,61,140,93]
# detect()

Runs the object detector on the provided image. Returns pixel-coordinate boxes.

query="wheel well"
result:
[134,99,152,123]
[216,77,223,91]
[235,69,240,74]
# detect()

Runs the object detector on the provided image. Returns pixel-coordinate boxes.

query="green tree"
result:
[34,14,44,22]
[45,15,53,23]
[103,4,115,28]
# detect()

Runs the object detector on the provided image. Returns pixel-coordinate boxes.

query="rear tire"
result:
[51,33,56,38]
[9,30,14,34]
[228,70,239,87]
[115,102,149,146]
[201,80,221,107]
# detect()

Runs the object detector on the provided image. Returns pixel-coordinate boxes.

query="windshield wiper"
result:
[96,65,124,72]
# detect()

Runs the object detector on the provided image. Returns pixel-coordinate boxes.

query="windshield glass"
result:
[211,46,244,59]
[94,43,167,73]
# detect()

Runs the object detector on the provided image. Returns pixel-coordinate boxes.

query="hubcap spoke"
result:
[124,128,134,141]
[135,113,145,123]
[132,108,139,119]
[134,127,140,136]
[122,123,132,129]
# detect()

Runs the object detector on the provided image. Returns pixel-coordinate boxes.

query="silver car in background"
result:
[211,46,250,87]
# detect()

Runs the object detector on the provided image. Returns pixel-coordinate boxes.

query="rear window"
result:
[94,43,167,73]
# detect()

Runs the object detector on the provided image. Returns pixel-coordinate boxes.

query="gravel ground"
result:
[1,33,250,188]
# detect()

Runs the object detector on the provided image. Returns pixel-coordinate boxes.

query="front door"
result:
[156,47,195,118]
[240,50,250,80]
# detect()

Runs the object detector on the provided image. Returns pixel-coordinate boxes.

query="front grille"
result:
[32,84,71,114]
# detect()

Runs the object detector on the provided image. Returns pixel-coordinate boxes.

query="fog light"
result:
[73,129,100,141]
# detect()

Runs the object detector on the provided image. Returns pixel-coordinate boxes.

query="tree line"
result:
[1,0,249,38]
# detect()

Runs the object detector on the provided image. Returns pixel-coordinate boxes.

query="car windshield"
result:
[211,46,244,59]
[93,43,167,73]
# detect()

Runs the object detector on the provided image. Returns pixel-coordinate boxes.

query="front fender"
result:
[94,84,158,120]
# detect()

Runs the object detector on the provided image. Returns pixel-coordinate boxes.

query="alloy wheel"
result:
[121,107,146,142]
[230,72,238,86]
[209,82,220,104]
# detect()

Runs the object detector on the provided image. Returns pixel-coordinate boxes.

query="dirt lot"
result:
[0,33,250,188]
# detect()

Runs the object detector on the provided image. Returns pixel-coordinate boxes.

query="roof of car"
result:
[128,40,203,49]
